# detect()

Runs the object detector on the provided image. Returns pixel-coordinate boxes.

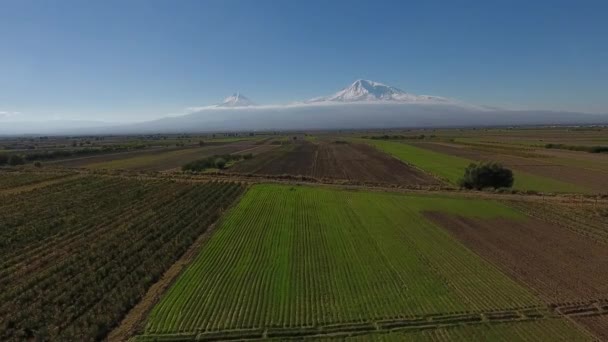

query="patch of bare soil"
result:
[231,141,439,186]
[575,315,608,341]
[424,212,608,303]
[425,212,608,339]
[314,142,439,185]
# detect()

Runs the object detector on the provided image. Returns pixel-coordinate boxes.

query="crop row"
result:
[0,170,72,191]
[505,199,608,244]
[142,184,543,335]
[0,175,245,341]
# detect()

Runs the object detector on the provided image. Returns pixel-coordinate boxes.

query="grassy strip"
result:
[365,140,588,193]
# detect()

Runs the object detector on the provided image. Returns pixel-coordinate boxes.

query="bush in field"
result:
[459,162,514,190]
[214,157,226,169]
[0,154,8,165]
[182,154,252,172]
[8,154,25,166]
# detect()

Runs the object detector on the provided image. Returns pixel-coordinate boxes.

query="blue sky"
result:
[1,0,607,122]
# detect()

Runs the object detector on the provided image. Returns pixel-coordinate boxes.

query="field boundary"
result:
[107,185,251,342]
[0,172,79,195]
[35,167,608,204]
[133,301,608,341]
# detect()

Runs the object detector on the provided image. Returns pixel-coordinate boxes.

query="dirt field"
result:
[415,142,608,192]
[506,200,608,244]
[425,212,608,303]
[230,140,439,186]
[576,315,608,341]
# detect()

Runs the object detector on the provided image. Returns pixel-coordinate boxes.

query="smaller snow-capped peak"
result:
[217,92,256,107]
[308,79,454,104]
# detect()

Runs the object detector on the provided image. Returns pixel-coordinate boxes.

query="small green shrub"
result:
[459,162,514,190]
[214,158,226,169]
[8,154,25,166]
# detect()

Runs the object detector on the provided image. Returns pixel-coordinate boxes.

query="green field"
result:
[136,184,586,339]
[366,140,586,193]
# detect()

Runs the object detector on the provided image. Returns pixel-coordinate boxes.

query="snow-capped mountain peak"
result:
[308,79,454,104]
[217,92,256,107]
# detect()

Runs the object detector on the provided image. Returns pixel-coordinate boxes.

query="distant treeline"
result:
[364,134,436,140]
[182,153,253,172]
[545,143,608,154]
[0,144,147,166]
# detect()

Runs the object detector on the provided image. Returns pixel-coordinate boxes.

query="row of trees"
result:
[0,154,25,166]
[545,143,608,154]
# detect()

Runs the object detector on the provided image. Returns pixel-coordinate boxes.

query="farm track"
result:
[134,302,607,341]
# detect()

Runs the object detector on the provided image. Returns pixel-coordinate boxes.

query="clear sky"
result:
[1,0,607,123]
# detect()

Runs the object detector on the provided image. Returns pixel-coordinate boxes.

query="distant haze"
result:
[1,80,607,135]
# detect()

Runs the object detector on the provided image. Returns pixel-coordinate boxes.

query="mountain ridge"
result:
[307,79,455,104]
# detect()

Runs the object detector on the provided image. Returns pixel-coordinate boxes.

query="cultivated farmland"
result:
[135,184,588,340]
[0,173,244,341]
[230,140,439,186]
[3,128,607,341]
[55,140,276,171]
[0,170,73,190]
[414,141,608,193]
[366,139,589,193]
[425,213,608,303]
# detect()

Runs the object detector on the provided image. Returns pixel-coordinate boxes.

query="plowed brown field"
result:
[425,212,608,339]
[576,315,608,340]
[230,141,439,186]
[425,213,608,303]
